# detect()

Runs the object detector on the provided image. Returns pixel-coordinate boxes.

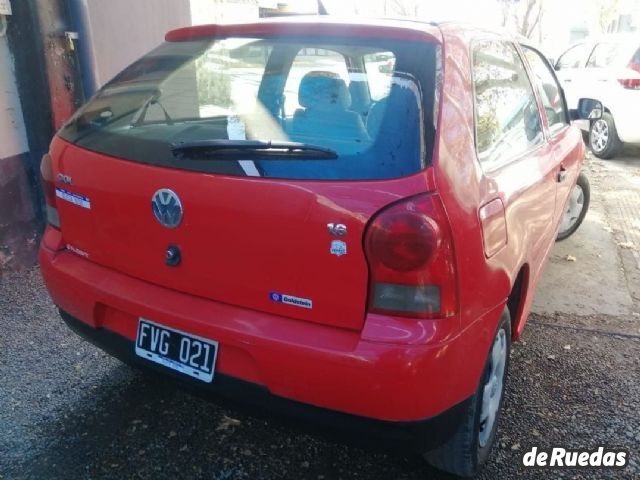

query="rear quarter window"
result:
[472,40,544,168]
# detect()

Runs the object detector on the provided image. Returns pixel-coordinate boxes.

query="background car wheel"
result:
[581,129,590,144]
[557,172,590,241]
[423,308,511,478]
[589,113,622,159]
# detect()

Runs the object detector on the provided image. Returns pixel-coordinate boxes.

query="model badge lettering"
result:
[55,188,91,209]
[270,292,313,309]
[57,173,72,184]
[327,223,347,236]
[66,244,89,258]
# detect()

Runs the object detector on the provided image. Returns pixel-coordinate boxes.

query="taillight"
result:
[365,193,457,319]
[618,77,640,89]
[40,154,60,229]
[619,59,640,89]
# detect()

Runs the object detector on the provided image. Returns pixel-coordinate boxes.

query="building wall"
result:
[0,31,37,272]
[75,0,192,92]
[75,0,265,95]
[0,36,28,161]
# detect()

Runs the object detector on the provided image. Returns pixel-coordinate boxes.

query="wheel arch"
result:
[506,264,530,341]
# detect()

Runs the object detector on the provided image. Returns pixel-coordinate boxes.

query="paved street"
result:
[1,150,640,480]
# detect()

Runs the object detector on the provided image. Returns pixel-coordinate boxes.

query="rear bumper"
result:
[60,309,469,451]
[39,227,497,435]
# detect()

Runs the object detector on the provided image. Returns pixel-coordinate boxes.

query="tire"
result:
[589,112,623,159]
[424,308,511,478]
[556,171,590,241]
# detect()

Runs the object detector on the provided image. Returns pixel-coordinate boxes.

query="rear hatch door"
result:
[52,139,429,330]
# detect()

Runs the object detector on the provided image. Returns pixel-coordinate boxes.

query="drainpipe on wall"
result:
[66,0,96,98]
[33,0,85,130]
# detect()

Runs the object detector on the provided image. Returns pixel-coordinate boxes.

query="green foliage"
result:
[477,107,500,153]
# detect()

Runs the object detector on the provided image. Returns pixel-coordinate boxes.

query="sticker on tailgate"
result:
[55,188,91,209]
[270,292,313,309]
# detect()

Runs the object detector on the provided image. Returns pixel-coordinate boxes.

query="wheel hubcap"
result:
[591,119,609,153]
[479,328,507,448]
[558,184,585,236]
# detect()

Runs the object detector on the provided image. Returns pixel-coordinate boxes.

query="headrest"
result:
[298,71,351,110]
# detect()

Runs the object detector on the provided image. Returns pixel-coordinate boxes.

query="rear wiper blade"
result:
[171,140,338,160]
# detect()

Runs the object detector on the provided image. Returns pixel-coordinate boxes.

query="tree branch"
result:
[526,2,544,38]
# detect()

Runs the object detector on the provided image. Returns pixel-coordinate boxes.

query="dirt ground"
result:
[1,149,639,480]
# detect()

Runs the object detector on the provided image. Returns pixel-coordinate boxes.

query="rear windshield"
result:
[59,36,439,180]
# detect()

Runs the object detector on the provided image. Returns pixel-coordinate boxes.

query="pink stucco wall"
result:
[77,0,192,90]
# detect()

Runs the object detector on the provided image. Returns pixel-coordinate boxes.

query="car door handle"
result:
[558,166,568,183]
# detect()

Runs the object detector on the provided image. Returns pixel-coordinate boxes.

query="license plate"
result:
[135,319,218,383]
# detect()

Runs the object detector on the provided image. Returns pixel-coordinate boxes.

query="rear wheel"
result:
[424,308,511,477]
[590,113,622,159]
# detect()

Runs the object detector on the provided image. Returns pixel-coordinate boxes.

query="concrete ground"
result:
[533,146,640,328]
[1,149,639,480]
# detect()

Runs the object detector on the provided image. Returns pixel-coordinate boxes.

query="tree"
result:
[498,0,545,39]
[592,0,620,33]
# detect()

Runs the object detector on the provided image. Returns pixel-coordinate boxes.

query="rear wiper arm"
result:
[171,140,338,160]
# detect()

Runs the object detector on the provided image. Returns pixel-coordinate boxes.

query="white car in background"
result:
[554,34,640,159]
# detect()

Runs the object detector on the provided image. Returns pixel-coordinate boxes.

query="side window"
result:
[283,49,349,117]
[473,40,544,166]
[586,43,620,68]
[557,44,588,70]
[523,46,569,135]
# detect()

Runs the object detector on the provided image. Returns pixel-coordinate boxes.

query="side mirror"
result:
[547,57,556,68]
[570,98,603,121]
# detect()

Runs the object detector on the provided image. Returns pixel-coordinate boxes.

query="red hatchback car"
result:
[40,18,591,477]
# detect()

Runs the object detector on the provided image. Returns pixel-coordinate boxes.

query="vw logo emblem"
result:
[151,189,183,228]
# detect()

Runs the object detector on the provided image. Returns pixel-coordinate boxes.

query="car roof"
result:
[562,33,640,50]
[167,16,439,42]
[556,33,640,61]
[588,32,640,43]
[165,16,517,45]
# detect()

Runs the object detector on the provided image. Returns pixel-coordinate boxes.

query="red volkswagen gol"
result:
[40,18,592,477]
